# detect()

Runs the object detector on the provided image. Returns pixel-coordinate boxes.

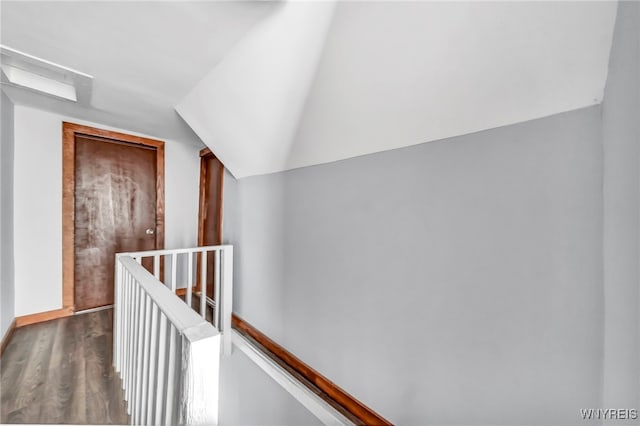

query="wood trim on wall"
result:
[0,319,17,355]
[196,147,225,292]
[197,147,224,247]
[62,122,165,313]
[232,314,394,426]
[196,149,208,249]
[15,308,73,328]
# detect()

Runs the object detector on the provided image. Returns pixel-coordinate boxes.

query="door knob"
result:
[145,228,155,235]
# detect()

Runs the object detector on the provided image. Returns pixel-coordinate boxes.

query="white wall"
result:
[12,106,201,316]
[221,171,321,425]
[211,6,640,424]
[227,106,604,425]
[176,1,336,178]
[234,173,287,342]
[178,1,616,179]
[1,92,16,338]
[287,1,615,172]
[602,0,640,411]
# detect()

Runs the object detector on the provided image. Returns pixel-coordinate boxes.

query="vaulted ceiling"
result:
[0,1,277,146]
[2,1,618,177]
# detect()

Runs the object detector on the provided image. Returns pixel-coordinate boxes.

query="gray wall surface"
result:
[229,105,604,425]
[221,3,640,424]
[234,172,287,342]
[283,106,603,425]
[602,0,640,410]
[1,92,15,339]
[223,171,321,423]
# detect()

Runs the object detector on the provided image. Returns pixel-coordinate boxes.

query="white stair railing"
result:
[120,245,233,353]
[113,245,233,425]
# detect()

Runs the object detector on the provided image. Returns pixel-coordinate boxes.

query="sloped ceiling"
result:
[0,1,278,145]
[176,1,336,177]
[178,1,618,177]
[1,1,618,173]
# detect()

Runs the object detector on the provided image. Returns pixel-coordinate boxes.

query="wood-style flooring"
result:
[1,309,129,424]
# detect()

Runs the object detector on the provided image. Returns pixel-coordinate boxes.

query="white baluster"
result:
[221,247,234,355]
[214,249,221,329]
[155,312,168,425]
[165,325,178,426]
[123,271,131,394]
[187,251,193,309]
[171,253,177,292]
[139,293,152,425]
[154,255,160,279]
[200,251,207,318]
[146,304,159,424]
[113,259,120,371]
[126,279,138,410]
[134,285,146,421]
[119,267,127,381]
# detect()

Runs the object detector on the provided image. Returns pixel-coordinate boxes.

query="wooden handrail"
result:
[232,314,393,426]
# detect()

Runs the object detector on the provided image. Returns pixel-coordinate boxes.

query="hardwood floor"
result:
[0,309,129,424]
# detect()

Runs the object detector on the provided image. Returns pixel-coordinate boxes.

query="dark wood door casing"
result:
[197,148,224,298]
[62,122,165,312]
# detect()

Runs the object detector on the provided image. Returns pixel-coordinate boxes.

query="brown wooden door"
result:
[74,135,159,311]
[197,149,224,299]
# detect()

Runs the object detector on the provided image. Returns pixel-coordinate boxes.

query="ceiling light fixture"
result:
[0,45,93,105]
[3,65,77,101]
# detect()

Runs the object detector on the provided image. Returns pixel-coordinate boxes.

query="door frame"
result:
[195,147,224,293]
[197,147,224,247]
[62,122,165,312]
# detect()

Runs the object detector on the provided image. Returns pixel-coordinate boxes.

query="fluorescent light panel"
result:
[0,45,93,105]
[3,65,77,101]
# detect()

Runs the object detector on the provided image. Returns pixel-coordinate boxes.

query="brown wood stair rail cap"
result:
[232,314,393,426]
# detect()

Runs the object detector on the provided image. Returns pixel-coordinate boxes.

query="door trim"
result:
[62,122,165,312]
[197,147,224,247]
[196,147,224,293]
[0,319,16,355]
